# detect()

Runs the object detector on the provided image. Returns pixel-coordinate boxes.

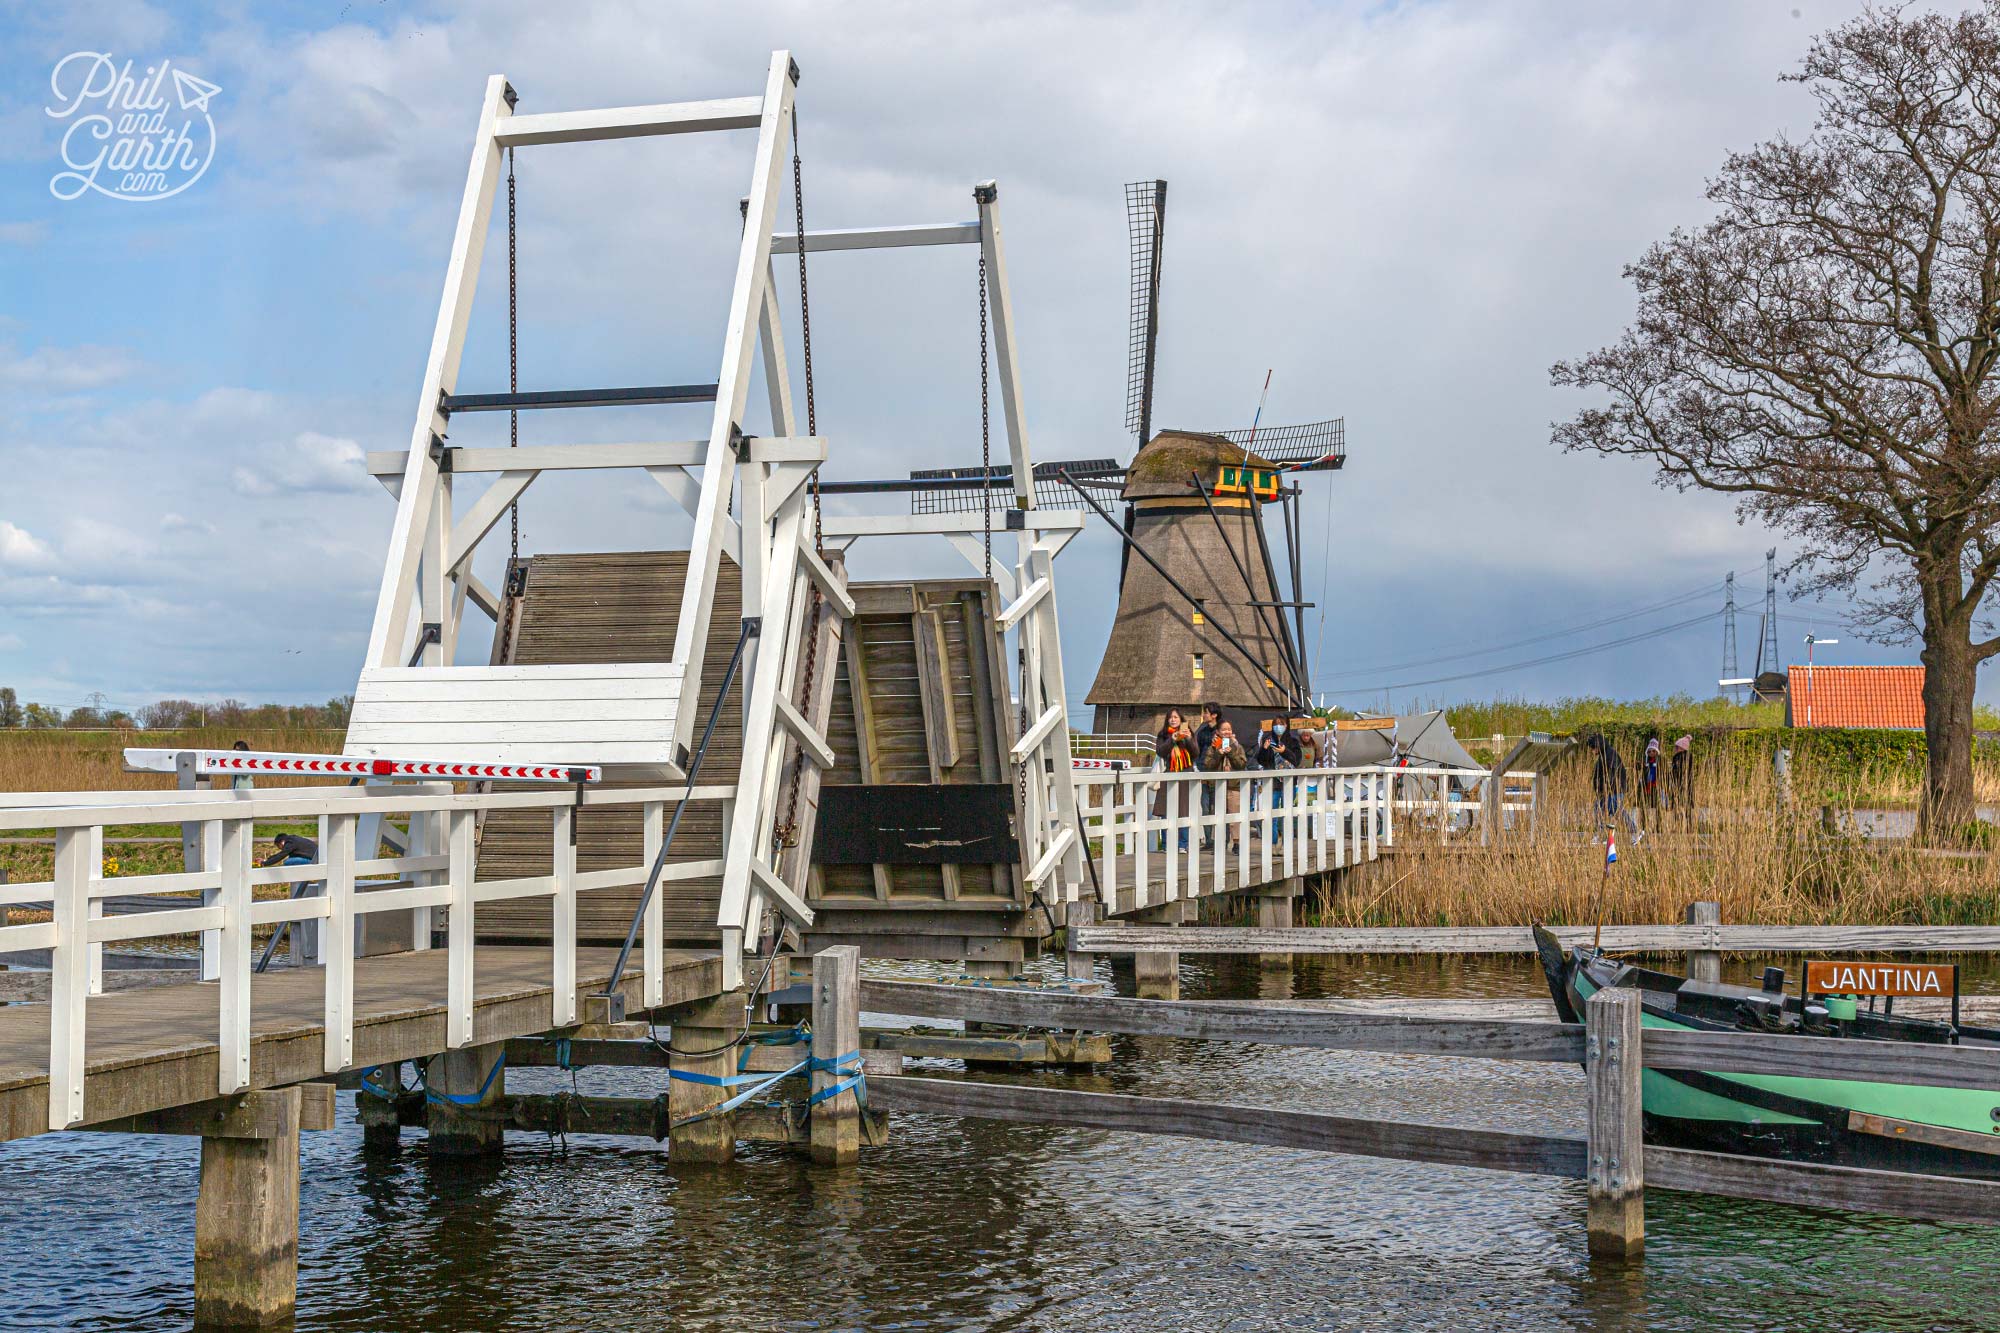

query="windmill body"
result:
[1085,430,1300,736]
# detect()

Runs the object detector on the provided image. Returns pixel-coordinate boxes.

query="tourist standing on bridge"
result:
[1194,703,1222,849]
[1583,733,1643,845]
[1203,719,1249,855]
[1255,718,1303,841]
[1153,709,1197,852]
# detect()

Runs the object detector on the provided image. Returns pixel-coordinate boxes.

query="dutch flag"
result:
[1605,826,1618,866]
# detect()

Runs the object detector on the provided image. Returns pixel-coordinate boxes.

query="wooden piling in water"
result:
[427,1042,505,1159]
[193,1087,302,1327]
[668,990,745,1163]
[1685,901,1721,984]
[1255,881,1296,971]
[1065,899,1099,983]
[811,945,862,1165]
[1585,988,1644,1258]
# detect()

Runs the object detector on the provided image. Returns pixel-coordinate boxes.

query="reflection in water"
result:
[2,953,1995,1332]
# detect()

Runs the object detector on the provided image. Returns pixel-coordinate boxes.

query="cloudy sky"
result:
[1,0,1985,722]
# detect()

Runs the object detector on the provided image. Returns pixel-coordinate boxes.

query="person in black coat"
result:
[1582,733,1642,844]
[1193,703,1223,847]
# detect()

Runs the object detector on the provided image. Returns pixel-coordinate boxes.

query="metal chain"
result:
[507,145,520,564]
[778,109,823,853]
[979,251,992,570]
[493,144,524,673]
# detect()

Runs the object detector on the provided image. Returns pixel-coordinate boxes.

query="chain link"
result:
[777,108,823,853]
[507,145,520,565]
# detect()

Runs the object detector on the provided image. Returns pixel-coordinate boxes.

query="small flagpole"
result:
[1591,821,1616,952]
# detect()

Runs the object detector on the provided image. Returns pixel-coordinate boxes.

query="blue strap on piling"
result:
[666,1048,867,1129]
[802,1051,867,1110]
[421,1052,506,1107]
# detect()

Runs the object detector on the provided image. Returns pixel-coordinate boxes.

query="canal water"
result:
[4,953,1997,1332]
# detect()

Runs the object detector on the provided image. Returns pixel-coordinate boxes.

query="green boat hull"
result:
[1554,941,2000,1179]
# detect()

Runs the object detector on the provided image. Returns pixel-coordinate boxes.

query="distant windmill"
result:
[1076,180,1351,735]
[836,180,1350,736]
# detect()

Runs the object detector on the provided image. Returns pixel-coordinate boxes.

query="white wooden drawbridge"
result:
[353,51,1086,985]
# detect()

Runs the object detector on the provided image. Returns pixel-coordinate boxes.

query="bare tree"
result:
[1554,4,2000,837]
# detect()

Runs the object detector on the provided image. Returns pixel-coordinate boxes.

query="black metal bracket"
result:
[788,57,802,85]
[730,424,751,462]
[973,181,997,205]
[1005,510,1026,530]
[407,623,442,669]
[504,561,529,598]
[501,82,519,110]
[742,616,763,638]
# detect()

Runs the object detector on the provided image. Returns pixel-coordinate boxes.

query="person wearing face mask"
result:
[1201,719,1249,855]
[1254,718,1304,841]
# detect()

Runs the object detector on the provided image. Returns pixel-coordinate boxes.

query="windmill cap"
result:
[1123,430,1280,500]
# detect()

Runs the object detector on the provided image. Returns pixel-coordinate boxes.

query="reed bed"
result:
[1312,754,2000,930]
[0,728,346,793]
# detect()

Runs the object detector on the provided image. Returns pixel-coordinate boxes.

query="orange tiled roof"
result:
[1786,664,1924,729]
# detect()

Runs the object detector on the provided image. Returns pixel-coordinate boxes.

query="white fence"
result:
[0,779,735,1132]
[1069,765,1537,908]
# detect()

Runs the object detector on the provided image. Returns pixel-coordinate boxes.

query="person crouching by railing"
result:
[1202,719,1249,856]
[1153,708,1198,852]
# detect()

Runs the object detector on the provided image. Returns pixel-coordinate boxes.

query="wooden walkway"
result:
[0,945,722,1143]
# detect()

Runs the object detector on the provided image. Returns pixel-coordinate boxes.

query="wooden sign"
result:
[1336,717,1395,732]
[1805,960,1955,998]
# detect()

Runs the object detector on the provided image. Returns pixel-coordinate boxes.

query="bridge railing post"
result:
[550,806,577,1027]
[48,824,91,1130]
[217,817,254,1096]
[323,814,358,1073]
[1585,986,1645,1258]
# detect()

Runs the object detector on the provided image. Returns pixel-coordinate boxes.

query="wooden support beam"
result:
[773,692,836,769]
[194,1085,301,1327]
[797,538,857,618]
[84,1086,335,1137]
[812,945,862,1165]
[487,1092,889,1144]
[858,981,1586,1061]
[770,221,982,253]
[493,95,764,146]
[994,575,1050,631]
[1011,703,1065,763]
[1585,988,1644,1258]
[871,1076,1585,1177]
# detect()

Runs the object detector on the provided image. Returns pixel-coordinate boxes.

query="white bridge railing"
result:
[0,779,733,1132]
[1068,765,1535,908]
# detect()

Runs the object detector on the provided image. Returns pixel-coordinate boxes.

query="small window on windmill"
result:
[1192,653,1206,680]
[1192,598,1205,626]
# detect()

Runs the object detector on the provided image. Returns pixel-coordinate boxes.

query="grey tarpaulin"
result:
[1325,711,1483,771]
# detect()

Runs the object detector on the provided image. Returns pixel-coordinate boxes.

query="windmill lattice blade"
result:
[1213,418,1347,470]
[1125,180,1167,441]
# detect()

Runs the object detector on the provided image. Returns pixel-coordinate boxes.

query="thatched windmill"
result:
[1076,180,1350,735]
[846,180,1348,736]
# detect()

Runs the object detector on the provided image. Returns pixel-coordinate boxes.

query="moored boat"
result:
[1532,924,2000,1179]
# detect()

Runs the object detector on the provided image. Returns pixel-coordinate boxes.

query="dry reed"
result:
[1313,754,2000,929]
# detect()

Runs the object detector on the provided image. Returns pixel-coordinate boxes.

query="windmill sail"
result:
[1125,180,1168,444]
[1215,418,1346,471]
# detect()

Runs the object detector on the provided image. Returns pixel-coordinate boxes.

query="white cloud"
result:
[0,520,55,568]
[231,431,372,496]
[0,222,46,245]
[0,343,144,392]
